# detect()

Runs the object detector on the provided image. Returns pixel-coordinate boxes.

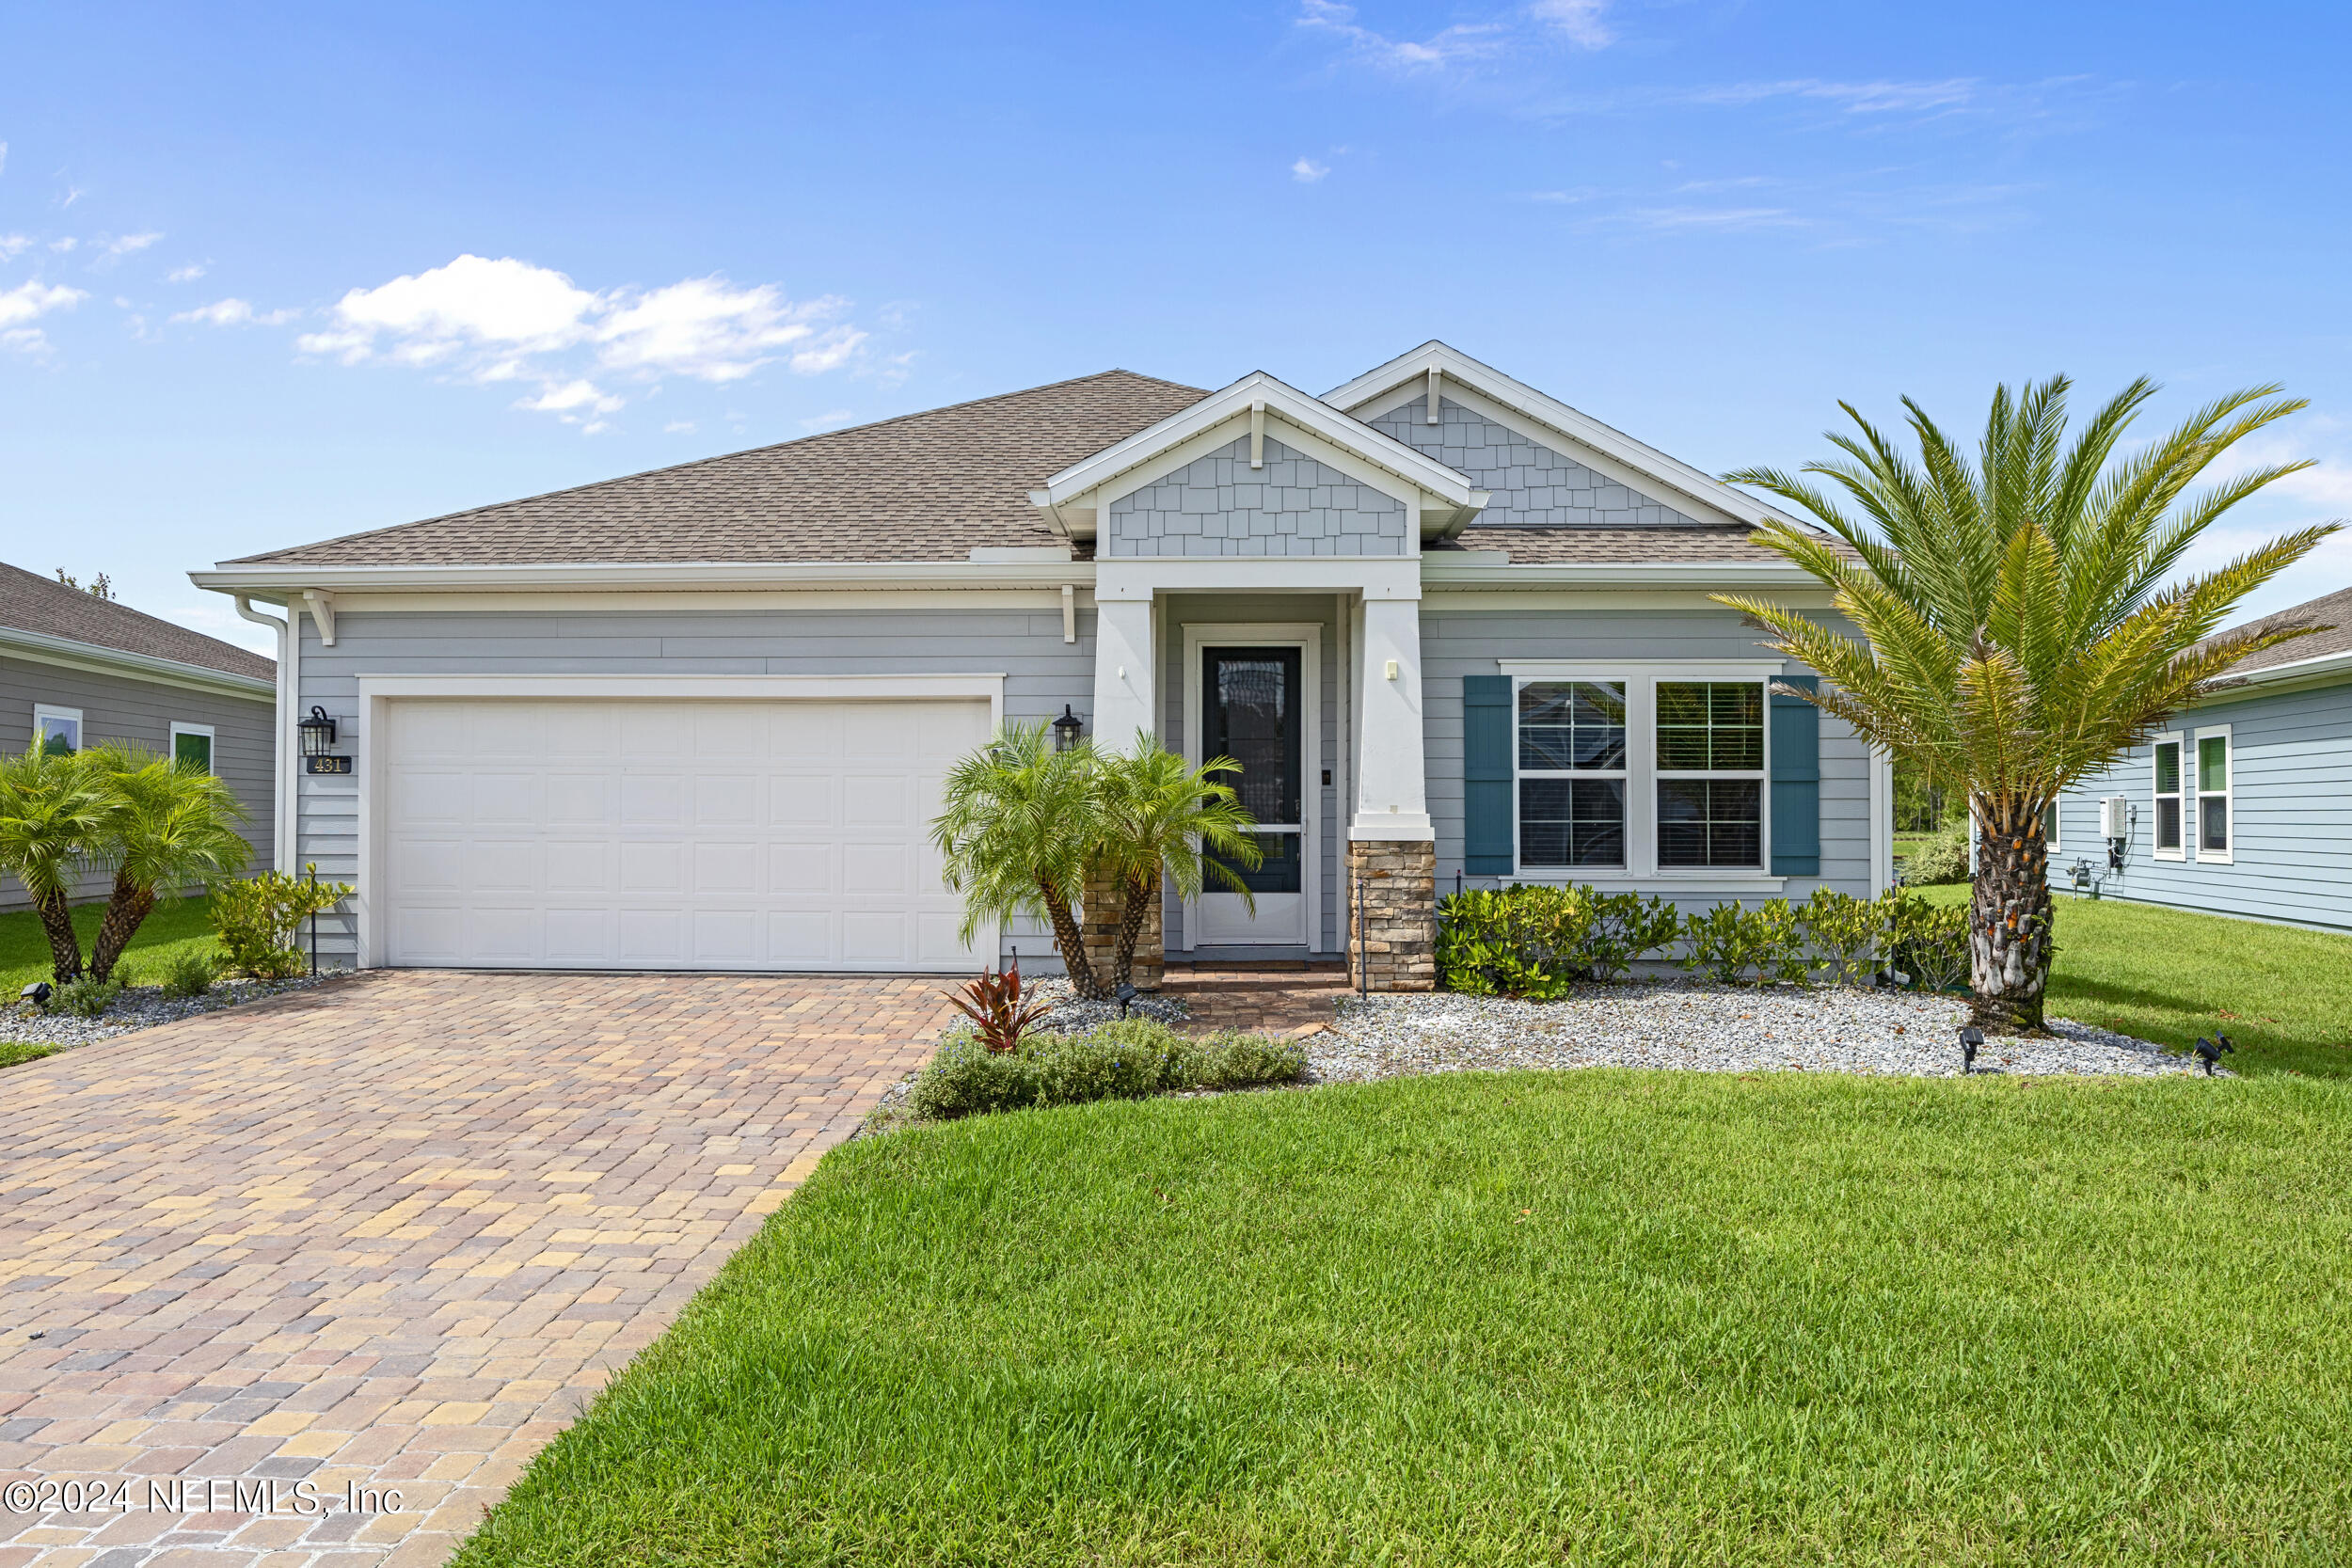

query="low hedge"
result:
[1438,883,1971,997]
[908,1016,1308,1121]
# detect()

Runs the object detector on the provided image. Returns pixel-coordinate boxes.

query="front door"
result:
[1196,645,1308,945]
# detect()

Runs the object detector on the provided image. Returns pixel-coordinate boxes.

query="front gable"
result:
[1106,434,1407,557]
[1365,393,1709,531]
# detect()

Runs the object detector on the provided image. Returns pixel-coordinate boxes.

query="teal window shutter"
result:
[1770,675,1820,876]
[1463,675,1514,875]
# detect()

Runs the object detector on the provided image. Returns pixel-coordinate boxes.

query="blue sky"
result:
[6,0,2349,654]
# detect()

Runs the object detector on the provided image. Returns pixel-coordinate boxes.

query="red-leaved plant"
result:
[946,953,1054,1054]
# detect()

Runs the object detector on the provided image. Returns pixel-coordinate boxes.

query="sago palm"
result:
[1719,376,2337,1032]
[0,745,111,981]
[930,721,1109,997]
[1091,733,1263,990]
[82,745,253,981]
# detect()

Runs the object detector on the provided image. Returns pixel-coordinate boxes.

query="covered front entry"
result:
[1183,623,1323,947]
[374,693,992,972]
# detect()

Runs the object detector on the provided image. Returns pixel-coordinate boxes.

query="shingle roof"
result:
[2209,582,2352,674]
[1,562,274,683]
[1438,526,1849,564]
[231,370,1210,567]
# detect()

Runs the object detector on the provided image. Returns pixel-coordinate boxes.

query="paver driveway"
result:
[0,970,953,1567]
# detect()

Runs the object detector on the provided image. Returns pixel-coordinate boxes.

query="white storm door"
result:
[1193,643,1311,946]
[379,697,990,972]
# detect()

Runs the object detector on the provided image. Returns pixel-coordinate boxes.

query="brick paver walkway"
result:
[0,971,952,1567]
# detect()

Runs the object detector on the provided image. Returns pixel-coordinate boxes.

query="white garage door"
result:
[381,697,992,972]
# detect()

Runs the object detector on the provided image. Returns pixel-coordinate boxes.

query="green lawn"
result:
[1915,884,2352,1079]
[0,894,224,996]
[458,1071,2352,1566]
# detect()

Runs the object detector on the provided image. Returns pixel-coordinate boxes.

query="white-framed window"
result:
[2152,732,2185,860]
[170,721,216,774]
[32,704,83,755]
[2194,724,2233,863]
[1504,662,1778,879]
[2041,800,2061,855]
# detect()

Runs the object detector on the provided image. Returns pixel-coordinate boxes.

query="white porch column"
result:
[1350,595,1433,842]
[1090,594,1157,751]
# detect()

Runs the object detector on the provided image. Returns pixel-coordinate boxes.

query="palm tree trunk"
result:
[88,871,157,982]
[1040,879,1107,1000]
[1109,872,1156,990]
[33,888,85,984]
[1967,794,2052,1034]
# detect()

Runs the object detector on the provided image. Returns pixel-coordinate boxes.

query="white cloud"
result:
[1296,0,1503,71]
[0,234,30,261]
[49,236,75,253]
[0,279,87,330]
[799,409,855,433]
[663,420,697,434]
[1676,79,1980,115]
[0,143,8,176]
[103,230,163,257]
[171,297,298,327]
[1621,204,1804,231]
[295,254,867,424]
[1529,0,1611,49]
[1291,157,1330,182]
[167,262,206,282]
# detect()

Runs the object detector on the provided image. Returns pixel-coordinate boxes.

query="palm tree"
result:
[1091,734,1263,990]
[931,721,1110,997]
[0,745,111,982]
[1719,377,2337,1032]
[81,745,252,981]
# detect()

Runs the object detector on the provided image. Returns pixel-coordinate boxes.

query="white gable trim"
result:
[1033,371,1484,525]
[1325,341,1808,533]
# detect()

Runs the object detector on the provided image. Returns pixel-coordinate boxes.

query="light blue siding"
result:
[1422,606,1878,909]
[2057,677,2352,934]
[1369,395,1709,530]
[1107,436,1407,557]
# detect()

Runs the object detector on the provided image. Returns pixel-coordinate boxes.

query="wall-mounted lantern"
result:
[300,705,352,774]
[1052,705,1086,752]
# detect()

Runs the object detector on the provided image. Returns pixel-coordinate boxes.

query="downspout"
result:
[235,594,293,874]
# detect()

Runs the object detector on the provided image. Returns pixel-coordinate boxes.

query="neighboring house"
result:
[192,341,1889,985]
[2,561,278,911]
[2054,583,2352,935]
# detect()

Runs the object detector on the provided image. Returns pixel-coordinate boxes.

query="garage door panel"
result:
[383,697,991,973]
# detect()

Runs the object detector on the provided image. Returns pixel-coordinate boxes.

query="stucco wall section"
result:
[1371,395,1708,530]
[1106,436,1407,557]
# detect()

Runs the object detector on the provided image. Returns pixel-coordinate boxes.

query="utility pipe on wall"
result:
[233,594,292,875]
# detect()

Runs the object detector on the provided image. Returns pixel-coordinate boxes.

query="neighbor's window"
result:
[2196,730,2231,859]
[171,722,216,774]
[1517,680,1627,867]
[32,705,82,755]
[1656,681,1764,869]
[2041,801,2060,852]
[2153,736,2184,856]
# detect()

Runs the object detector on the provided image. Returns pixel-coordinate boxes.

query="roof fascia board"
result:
[0,624,275,699]
[1326,341,1808,531]
[2195,646,2352,703]
[1039,372,1474,509]
[1418,558,1817,590]
[192,561,1100,595]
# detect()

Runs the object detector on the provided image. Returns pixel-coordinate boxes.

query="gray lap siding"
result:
[290,606,1095,967]
[2,655,275,911]
[1421,605,1879,906]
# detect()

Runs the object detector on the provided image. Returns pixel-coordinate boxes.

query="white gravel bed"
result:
[1314,981,2214,1082]
[2,974,336,1050]
[1023,975,1191,1034]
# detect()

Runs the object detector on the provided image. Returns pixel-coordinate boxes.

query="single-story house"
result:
[3,561,278,910]
[2053,582,2352,935]
[191,341,1889,987]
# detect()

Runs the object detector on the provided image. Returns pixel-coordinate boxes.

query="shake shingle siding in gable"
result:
[231,371,1207,567]
[1369,395,1710,531]
[1107,436,1407,557]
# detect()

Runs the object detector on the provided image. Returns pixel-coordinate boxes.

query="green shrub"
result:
[1679,899,1808,986]
[1887,888,1972,992]
[1437,883,1679,997]
[1904,820,1973,884]
[159,949,218,999]
[907,1018,1307,1121]
[1801,887,1885,986]
[53,974,123,1018]
[212,866,351,977]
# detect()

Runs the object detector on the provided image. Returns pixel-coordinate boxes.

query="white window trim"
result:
[32,703,83,753]
[169,721,217,773]
[2193,723,2234,864]
[2151,731,2185,861]
[2042,799,2061,855]
[1498,660,1784,884]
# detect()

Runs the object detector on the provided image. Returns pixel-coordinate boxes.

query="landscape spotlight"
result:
[1958,1025,1983,1075]
[2193,1032,2235,1076]
[1115,982,1138,1019]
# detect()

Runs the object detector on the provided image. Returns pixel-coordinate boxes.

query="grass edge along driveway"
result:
[455,1069,2352,1567]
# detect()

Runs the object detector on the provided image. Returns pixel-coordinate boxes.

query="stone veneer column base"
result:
[1080,873,1165,991]
[1347,839,1437,992]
